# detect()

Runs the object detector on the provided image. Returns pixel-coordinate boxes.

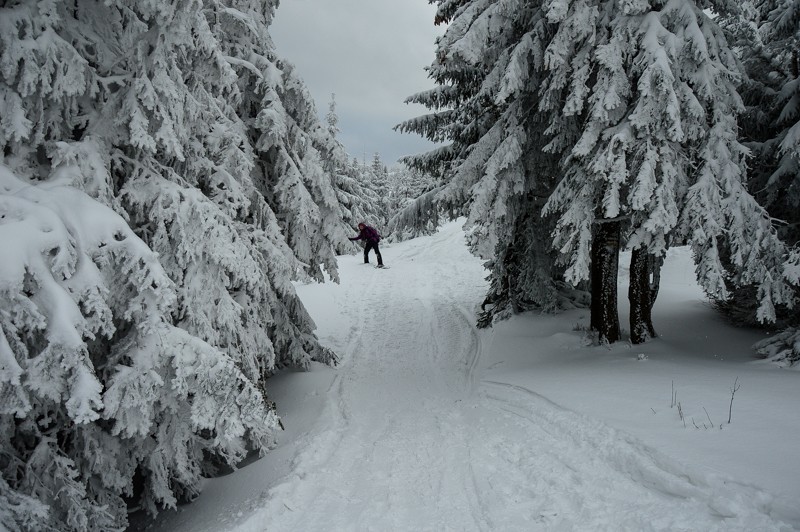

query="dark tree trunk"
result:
[590,220,621,343]
[629,247,662,344]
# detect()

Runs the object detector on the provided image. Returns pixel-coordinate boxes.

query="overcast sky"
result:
[270,0,444,166]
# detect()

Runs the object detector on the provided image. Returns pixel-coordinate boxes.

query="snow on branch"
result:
[0,165,278,529]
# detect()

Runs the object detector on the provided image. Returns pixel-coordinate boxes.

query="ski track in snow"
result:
[232,223,793,532]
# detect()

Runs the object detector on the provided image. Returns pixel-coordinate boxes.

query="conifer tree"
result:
[384,165,439,241]
[0,166,277,529]
[760,0,800,211]
[326,92,341,139]
[248,58,352,281]
[317,94,383,246]
[387,166,435,217]
[529,0,792,342]
[722,0,800,362]
[0,0,346,526]
[404,0,793,341]
[337,158,385,232]
[368,152,392,222]
[398,0,573,325]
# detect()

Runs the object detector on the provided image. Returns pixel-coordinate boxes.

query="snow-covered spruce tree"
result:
[94,0,283,380]
[214,12,352,279]
[539,0,794,343]
[326,92,341,140]
[99,0,339,371]
[337,157,386,235]
[721,0,800,362]
[754,248,800,365]
[384,165,439,241]
[0,0,94,181]
[673,1,795,329]
[362,152,391,224]
[387,181,448,241]
[398,0,576,325]
[758,0,800,214]
[387,166,433,214]
[329,154,389,235]
[0,0,324,380]
[1,0,344,525]
[0,166,277,530]
[320,94,384,245]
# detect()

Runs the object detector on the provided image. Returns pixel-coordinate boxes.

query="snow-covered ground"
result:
[137,220,800,531]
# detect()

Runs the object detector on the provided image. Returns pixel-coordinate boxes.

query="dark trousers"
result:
[364,241,383,266]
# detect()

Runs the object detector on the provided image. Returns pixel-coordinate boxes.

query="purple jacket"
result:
[350,225,381,244]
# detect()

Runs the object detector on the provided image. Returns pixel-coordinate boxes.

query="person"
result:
[349,222,384,267]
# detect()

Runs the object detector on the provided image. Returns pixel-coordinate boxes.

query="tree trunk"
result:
[590,220,621,343]
[629,247,661,344]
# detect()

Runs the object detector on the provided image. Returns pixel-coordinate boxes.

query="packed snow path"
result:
[233,222,790,531]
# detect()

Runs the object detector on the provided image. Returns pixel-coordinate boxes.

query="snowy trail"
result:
[233,222,792,531]
[238,226,490,531]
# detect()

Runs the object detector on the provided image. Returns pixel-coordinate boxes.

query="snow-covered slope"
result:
[138,220,800,531]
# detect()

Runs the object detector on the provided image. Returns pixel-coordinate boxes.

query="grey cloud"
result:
[270,0,444,166]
